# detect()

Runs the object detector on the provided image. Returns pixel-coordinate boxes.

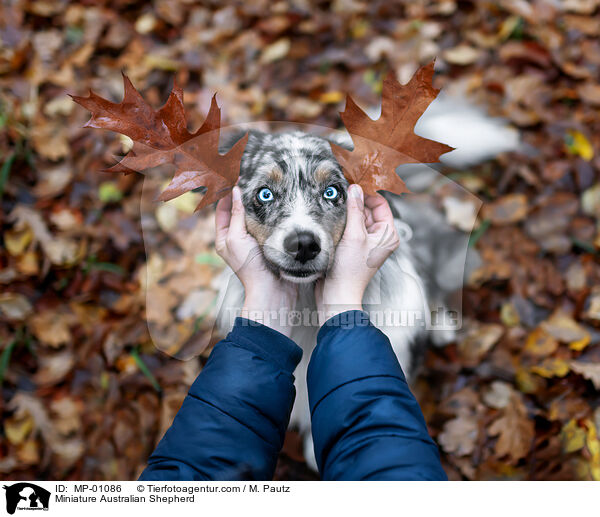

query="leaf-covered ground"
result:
[1,0,599,480]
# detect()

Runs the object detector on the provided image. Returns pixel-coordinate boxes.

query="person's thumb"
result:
[343,184,366,238]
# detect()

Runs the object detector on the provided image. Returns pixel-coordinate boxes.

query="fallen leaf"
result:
[17,439,40,465]
[30,120,70,160]
[561,419,586,453]
[259,38,291,64]
[524,327,559,357]
[583,286,600,322]
[29,308,74,348]
[531,358,570,378]
[439,415,479,456]
[33,350,75,386]
[4,414,34,445]
[16,251,39,276]
[443,45,481,65]
[4,226,33,256]
[548,394,589,421]
[458,322,504,366]
[581,183,600,217]
[515,368,545,394]
[540,311,590,347]
[483,381,514,409]
[585,420,600,481]
[443,196,478,232]
[500,302,520,327]
[565,130,594,161]
[32,164,73,198]
[50,397,82,436]
[488,394,534,462]
[319,91,345,104]
[483,194,528,225]
[570,361,600,390]
[0,293,33,321]
[577,82,600,106]
[98,181,123,203]
[9,205,85,266]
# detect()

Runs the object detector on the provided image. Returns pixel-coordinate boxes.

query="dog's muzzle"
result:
[283,230,321,264]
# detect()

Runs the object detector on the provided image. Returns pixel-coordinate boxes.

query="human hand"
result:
[316,184,400,324]
[215,186,298,335]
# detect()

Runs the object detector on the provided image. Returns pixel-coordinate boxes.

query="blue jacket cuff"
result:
[316,309,372,341]
[227,317,302,373]
[310,310,406,414]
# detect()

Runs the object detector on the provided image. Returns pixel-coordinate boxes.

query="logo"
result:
[3,483,50,515]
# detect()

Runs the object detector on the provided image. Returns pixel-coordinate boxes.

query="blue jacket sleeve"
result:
[139,317,302,481]
[307,310,447,480]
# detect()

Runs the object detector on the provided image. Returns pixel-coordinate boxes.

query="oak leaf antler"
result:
[330,61,454,196]
[71,74,248,211]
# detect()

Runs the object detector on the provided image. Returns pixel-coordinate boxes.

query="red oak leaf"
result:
[331,61,454,196]
[71,74,248,210]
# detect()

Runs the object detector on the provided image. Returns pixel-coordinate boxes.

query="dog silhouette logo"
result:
[3,483,50,514]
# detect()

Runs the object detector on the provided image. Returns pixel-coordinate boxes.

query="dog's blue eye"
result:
[323,186,339,200]
[257,188,274,203]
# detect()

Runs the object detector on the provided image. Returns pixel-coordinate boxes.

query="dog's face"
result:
[236,131,349,283]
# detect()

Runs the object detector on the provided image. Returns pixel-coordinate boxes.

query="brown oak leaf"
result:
[71,74,248,210]
[488,393,535,463]
[330,61,454,196]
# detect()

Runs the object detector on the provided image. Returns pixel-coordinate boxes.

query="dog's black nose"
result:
[283,231,321,263]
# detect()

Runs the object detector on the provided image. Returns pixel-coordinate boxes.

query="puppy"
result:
[215,95,518,469]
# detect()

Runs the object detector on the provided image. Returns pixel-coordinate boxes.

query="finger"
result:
[369,221,400,251]
[228,186,248,237]
[343,184,367,238]
[365,194,394,231]
[215,193,233,252]
[364,205,375,230]
[215,192,233,234]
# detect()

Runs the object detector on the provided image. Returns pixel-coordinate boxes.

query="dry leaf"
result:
[524,327,559,357]
[531,358,570,378]
[443,45,481,65]
[4,414,34,445]
[29,308,75,348]
[483,194,528,225]
[4,227,33,255]
[583,286,600,322]
[570,361,600,390]
[71,74,248,210]
[488,394,534,462]
[561,419,586,453]
[439,415,479,456]
[443,196,478,232]
[33,350,75,386]
[330,61,453,196]
[9,205,84,266]
[483,381,514,409]
[0,293,33,321]
[458,322,504,366]
[540,310,590,348]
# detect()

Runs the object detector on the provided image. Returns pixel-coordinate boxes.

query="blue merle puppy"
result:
[214,129,462,469]
[215,99,516,468]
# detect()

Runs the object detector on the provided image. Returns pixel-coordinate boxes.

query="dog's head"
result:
[232,130,349,283]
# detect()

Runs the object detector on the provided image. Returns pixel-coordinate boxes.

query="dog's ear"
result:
[219,129,266,154]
